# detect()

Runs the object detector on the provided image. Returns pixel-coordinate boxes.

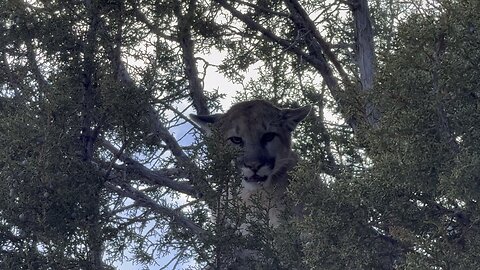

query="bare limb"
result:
[163,102,200,128]
[175,0,210,115]
[101,139,198,197]
[283,0,352,86]
[350,0,381,128]
[105,181,207,239]
[282,0,343,96]
[144,104,198,170]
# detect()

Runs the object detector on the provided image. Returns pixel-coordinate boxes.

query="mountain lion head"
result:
[191,100,311,189]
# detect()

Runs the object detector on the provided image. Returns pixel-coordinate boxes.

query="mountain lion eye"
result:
[261,132,276,143]
[229,136,243,145]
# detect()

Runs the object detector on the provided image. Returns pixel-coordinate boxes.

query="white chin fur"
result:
[240,166,272,179]
[241,167,254,178]
[242,180,263,191]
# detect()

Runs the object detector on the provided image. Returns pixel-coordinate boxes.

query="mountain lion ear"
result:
[189,113,224,135]
[281,105,312,131]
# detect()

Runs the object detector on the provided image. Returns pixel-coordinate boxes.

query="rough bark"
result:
[175,0,210,115]
[351,0,381,128]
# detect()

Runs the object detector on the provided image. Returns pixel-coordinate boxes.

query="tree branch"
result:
[214,0,331,77]
[24,39,48,92]
[127,0,209,115]
[350,0,381,128]
[127,0,179,42]
[175,0,210,115]
[81,0,101,162]
[96,18,210,194]
[101,139,198,197]
[105,180,207,240]
[432,29,459,153]
[283,0,351,86]
[216,0,360,131]
[311,102,341,176]
[281,0,360,130]
[82,2,103,268]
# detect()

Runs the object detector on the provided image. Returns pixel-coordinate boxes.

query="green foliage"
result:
[0,90,106,268]
[199,129,308,269]
[225,0,480,268]
[368,0,480,267]
[2,0,480,269]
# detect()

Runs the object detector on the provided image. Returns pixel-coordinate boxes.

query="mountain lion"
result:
[191,100,311,228]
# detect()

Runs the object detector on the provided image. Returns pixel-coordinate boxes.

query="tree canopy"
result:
[1,0,479,269]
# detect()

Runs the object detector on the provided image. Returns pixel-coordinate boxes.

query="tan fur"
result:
[191,100,310,228]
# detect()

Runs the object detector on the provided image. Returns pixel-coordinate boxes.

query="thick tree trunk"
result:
[83,1,104,269]
[351,0,381,128]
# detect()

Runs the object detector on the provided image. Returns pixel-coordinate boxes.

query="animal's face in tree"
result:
[191,100,311,188]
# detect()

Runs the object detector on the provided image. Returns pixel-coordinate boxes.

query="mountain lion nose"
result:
[244,161,263,172]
